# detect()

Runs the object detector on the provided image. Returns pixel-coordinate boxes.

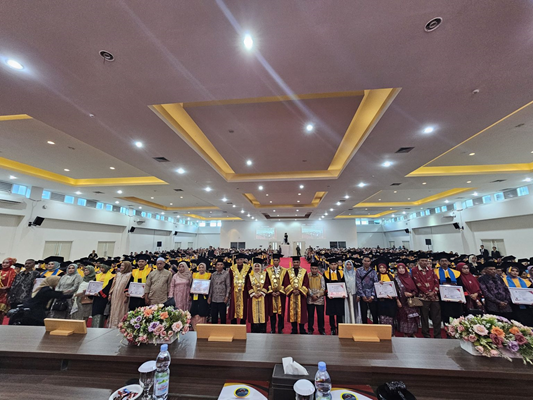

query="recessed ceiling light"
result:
[6,59,24,70]
[329,208,333,211]
[205,187,212,192]
[243,33,254,50]
[176,168,185,174]
[296,209,299,212]
[241,210,245,214]
[390,208,393,210]
[109,167,115,170]
[232,205,236,208]
[392,214,396,217]
[378,199,381,201]
[524,178,532,182]
[251,217,255,219]
[247,214,250,217]
[344,195,349,199]
[299,185,304,189]
[138,207,142,209]
[266,194,269,196]
[469,152,475,156]
[187,217,190,220]
[47,141,55,145]
[170,203,173,205]
[407,198,411,200]
[297,200,300,203]
[75,191,82,195]
[325,213,328,216]
[402,211,406,214]
[422,182,426,185]
[298,193,301,196]
[466,180,472,184]
[9,175,17,180]
[473,192,478,196]
[258,185,263,190]
[117,190,123,194]
[269,200,272,203]
[150,197,154,199]
[180,196,183,199]
[357,182,367,188]
[222,197,228,202]
[115,201,119,204]
[423,126,435,134]
[445,199,449,203]
[64,168,70,172]
[134,141,143,148]
[336,202,341,206]
[161,212,165,215]
[305,123,314,132]
[273,209,276,212]
[382,161,392,167]
[393,191,397,193]
[246,159,253,166]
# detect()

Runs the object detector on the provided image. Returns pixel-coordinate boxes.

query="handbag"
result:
[51,298,69,311]
[163,297,176,308]
[407,297,423,307]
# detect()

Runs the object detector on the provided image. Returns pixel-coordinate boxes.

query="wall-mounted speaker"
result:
[425,239,432,246]
[129,227,136,233]
[453,222,460,230]
[32,216,44,226]
[156,241,162,247]
[404,228,410,234]
[173,231,178,236]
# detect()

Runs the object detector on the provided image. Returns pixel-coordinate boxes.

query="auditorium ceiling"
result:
[1,1,533,221]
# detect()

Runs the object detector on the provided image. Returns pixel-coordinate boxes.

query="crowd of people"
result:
[1,245,532,337]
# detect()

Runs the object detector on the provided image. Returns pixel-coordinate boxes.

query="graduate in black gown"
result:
[324,257,345,335]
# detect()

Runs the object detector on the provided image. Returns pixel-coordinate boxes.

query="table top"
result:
[0,326,531,379]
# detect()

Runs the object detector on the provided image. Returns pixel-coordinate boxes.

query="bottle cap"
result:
[318,361,326,371]
[293,379,315,395]
[160,344,168,351]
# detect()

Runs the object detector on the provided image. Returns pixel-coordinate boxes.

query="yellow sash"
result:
[267,266,286,314]
[231,264,250,319]
[249,271,267,323]
[286,268,307,323]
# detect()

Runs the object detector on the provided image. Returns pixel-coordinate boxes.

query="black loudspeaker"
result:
[404,228,410,233]
[129,227,136,233]
[425,239,432,246]
[453,222,460,230]
[173,231,178,236]
[32,216,45,226]
[157,241,162,247]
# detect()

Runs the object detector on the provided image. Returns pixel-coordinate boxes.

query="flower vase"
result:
[155,333,179,345]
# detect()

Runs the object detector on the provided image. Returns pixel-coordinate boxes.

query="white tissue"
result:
[282,357,309,375]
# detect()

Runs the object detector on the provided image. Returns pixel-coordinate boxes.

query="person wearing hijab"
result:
[468,255,479,275]
[22,276,72,325]
[246,261,271,333]
[343,260,362,324]
[0,258,17,322]
[49,264,83,319]
[91,261,115,328]
[376,261,398,334]
[108,261,133,328]
[190,262,211,330]
[169,261,192,312]
[458,263,483,314]
[504,264,533,327]
[394,263,420,337]
[71,265,96,321]
[40,261,64,278]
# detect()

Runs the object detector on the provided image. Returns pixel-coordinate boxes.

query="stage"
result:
[0,326,531,399]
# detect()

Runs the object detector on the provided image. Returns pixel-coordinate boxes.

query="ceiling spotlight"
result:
[325,213,328,216]
[64,168,70,172]
[357,182,366,188]
[205,187,212,192]
[47,141,55,145]
[150,197,154,199]
[115,201,119,204]
[252,217,255,219]
[222,197,228,202]
[382,161,392,167]
[9,175,17,180]
[180,196,183,199]
[305,123,314,132]
[258,185,264,190]
[247,214,250,217]
[270,201,272,203]
[266,194,269,196]
[523,177,532,182]
[402,211,406,214]
[138,207,142,209]
[6,59,24,70]
[378,199,382,201]
[134,141,143,148]
[392,214,396,217]
[445,199,449,203]
[246,159,253,166]
[241,210,245,214]
[298,193,301,196]
[273,210,276,212]
[75,191,82,195]
[232,205,236,208]
[297,200,300,203]
[394,191,397,193]
[422,182,427,185]
[299,185,304,189]
[170,203,173,206]
[336,202,341,206]
[176,168,185,174]
[330,208,334,211]
[473,192,479,196]
[407,198,411,200]
[423,126,435,134]
[117,190,123,194]
[296,209,299,212]
[243,33,254,50]
[469,152,475,156]
[109,167,115,170]
[344,195,350,199]
[161,212,165,215]
[466,180,472,184]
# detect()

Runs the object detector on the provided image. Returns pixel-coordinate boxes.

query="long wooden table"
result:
[0,326,531,399]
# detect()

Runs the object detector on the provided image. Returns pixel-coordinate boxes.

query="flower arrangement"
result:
[445,314,533,364]
[118,304,191,346]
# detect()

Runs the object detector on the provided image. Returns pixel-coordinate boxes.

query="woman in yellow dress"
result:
[190,262,211,330]
[246,261,271,333]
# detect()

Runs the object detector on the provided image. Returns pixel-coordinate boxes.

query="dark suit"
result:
[480,249,489,258]
[491,250,501,258]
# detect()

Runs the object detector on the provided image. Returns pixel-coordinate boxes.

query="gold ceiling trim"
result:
[243,191,327,209]
[0,157,166,187]
[120,197,219,211]
[335,210,397,219]
[0,114,32,121]
[408,99,533,177]
[353,188,471,208]
[151,88,400,182]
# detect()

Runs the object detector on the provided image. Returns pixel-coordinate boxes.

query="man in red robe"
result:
[412,253,441,338]
[283,256,309,334]
[228,254,251,324]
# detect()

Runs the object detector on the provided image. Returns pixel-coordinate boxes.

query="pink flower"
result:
[172,321,183,332]
[468,334,477,343]
[161,331,167,337]
[462,336,470,341]
[447,326,456,336]
[490,334,504,348]
[475,346,484,354]
[118,323,123,329]
[168,331,174,337]
[127,333,133,340]
[457,325,465,332]
[154,325,165,336]
[182,325,189,334]
[489,350,500,357]
[515,333,528,346]
[473,325,488,336]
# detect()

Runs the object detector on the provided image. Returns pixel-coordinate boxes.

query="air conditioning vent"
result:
[395,147,414,153]
[50,192,65,202]
[0,199,21,205]
[93,191,105,194]
[456,197,465,199]
[491,179,507,183]
[226,202,233,205]
[338,199,346,203]
[86,200,97,208]
[173,189,184,192]
[153,157,170,162]
[0,181,13,193]
[390,183,402,186]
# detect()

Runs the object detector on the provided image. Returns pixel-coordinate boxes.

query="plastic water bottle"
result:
[154,344,171,400]
[314,361,332,400]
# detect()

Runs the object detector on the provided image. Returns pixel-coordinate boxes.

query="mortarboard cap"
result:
[44,256,64,264]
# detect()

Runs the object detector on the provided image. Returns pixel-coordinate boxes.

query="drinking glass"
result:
[138,360,156,400]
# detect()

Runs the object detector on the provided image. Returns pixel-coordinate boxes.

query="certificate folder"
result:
[338,323,392,343]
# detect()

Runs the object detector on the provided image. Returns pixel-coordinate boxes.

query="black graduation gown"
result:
[440,275,464,323]
[126,275,146,311]
[22,287,68,325]
[324,269,345,316]
[91,277,114,316]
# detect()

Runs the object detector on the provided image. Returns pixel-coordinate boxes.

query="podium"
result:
[280,244,292,257]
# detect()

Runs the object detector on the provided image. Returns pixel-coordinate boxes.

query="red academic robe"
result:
[283,267,310,324]
[228,264,251,320]
[245,272,272,323]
